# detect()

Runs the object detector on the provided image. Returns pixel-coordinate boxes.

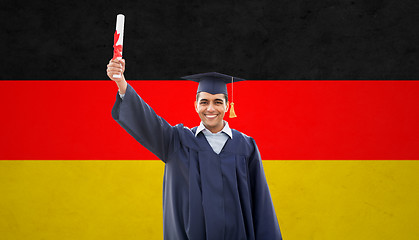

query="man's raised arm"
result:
[106,58,177,162]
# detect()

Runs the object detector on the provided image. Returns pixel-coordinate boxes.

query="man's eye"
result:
[200,102,208,105]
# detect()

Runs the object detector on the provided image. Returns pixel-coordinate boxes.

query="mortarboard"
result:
[181,72,245,95]
[181,72,245,118]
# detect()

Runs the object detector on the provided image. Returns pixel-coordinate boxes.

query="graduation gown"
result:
[112,84,282,240]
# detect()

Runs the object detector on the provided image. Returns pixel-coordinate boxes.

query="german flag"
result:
[1,80,418,239]
[3,0,419,238]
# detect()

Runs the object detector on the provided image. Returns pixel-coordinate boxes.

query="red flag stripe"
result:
[1,80,418,160]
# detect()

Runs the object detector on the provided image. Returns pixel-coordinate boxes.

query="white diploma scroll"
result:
[113,14,125,78]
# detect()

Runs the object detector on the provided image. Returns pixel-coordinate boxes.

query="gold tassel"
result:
[229,102,237,118]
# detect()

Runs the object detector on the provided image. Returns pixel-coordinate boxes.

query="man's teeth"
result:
[206,115,217,118]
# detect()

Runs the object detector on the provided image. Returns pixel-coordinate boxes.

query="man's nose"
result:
[207,102,215,111]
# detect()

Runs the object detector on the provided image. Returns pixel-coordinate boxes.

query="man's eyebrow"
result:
[199,98,224,102]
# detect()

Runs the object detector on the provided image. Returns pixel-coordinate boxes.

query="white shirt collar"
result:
[195,121,233,139]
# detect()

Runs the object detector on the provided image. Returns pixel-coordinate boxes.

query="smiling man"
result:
[195,91,227,133]
[107,59,282,240]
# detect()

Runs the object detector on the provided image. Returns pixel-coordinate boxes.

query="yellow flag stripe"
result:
[1,160,418,240]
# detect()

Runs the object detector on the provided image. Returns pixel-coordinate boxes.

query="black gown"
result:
[112,84,282,240]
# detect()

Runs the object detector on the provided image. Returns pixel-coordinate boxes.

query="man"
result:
[107,58,282,240]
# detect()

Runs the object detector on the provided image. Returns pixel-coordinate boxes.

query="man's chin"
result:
[202,120,223,131]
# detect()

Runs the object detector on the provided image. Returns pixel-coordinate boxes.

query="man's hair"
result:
[196,92,228,103]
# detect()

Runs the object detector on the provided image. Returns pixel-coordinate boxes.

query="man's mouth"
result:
[205,114,218,119]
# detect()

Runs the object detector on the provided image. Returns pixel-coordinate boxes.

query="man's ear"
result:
[194,101,198,113]
[225,101,229,112]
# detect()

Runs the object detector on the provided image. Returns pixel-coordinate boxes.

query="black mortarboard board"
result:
[181,72,246,118]
[181,72,245,95]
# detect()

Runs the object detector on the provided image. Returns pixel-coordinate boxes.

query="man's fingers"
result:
[107,62,123,74]
[107,62,123,69]
[107,65,122,71]
[109,58,122,64]
[109,58,124,65]
[107,58,125,81]
[119,59,126,69]
[107,68,123,76]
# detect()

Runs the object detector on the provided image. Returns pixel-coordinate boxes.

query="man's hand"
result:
[107,58,127,94]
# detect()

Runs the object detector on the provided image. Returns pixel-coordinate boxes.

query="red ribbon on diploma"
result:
[113,30,123,60]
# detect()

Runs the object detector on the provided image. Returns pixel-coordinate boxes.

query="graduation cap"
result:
[181,72,245,118]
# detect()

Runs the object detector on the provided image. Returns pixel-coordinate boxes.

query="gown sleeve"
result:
[111,83,177,162]
[248,139,283,240]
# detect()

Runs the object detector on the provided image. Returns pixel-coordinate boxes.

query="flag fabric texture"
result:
[1,80,419,239]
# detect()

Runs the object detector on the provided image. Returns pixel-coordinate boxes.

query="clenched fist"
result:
[107,58,127,94]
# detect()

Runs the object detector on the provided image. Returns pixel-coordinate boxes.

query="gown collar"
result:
[195,121,233,139]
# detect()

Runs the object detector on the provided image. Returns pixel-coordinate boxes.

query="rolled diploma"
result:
[113,14,125,78]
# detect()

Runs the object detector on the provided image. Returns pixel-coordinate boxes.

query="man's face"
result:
[195,91,229,133]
